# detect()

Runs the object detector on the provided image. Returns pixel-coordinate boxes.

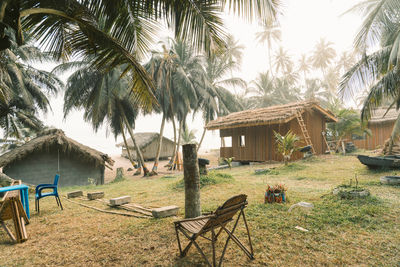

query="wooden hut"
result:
[206,101,337,162]
[0,129,114,187]
[350,108,399,150]
[116,132,175,161]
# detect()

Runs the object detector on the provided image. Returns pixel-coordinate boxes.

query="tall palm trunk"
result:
[150,113,166,175]
[166,116,177,167]
[120,121,136,169]
[197,125,207,153]
[171,118,184,170]
[268,47,274,79]
[122,115,149,176]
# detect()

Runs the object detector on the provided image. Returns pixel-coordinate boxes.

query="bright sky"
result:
[38,0,363,156]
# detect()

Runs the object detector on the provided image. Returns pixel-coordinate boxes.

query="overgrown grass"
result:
[110,175,126,183]
[173,171,233,189]
[1,154,400,266]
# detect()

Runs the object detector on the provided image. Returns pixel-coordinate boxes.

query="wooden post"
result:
[115,167,124,180]
[182,144,201,218]
[342,141,346,155]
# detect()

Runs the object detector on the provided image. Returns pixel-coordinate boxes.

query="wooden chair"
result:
[0,180,29,243]
[174,194,254,267]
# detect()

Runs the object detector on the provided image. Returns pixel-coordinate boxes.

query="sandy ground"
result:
[105,149,220,183]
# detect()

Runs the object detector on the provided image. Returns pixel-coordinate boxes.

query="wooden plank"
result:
[11,199,23,243]
[1,221,16,242]
[151,206,179,218]
[87,192,104,200]
[67,191,83,199]
[109,196,131,206]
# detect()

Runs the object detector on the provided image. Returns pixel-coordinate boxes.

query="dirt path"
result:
[105,149,220,183]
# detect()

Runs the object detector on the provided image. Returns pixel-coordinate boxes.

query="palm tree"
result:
[145,39,206,171]
[303,78,332,107]
[311,38,336,75]
[274,47,293,75]
[249,72,279,107]
[298,54,311,81]
[274,130,300,165]
[0,28,62,140]
[249,70,300,108]
[326,108,371,151]
[337,51,356,75]
[59,62,150,175]
[255,20,281,75]
[322,66,340,102]
[181,125,197,145]
[197,36,245,151]
[340,1,400,153]
[282,64,300,87]
[2,1,281,113]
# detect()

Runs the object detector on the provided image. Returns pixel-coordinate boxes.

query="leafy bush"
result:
[274,130,301,165]
[173,172,233,189]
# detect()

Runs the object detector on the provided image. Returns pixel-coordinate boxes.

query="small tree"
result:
[327,108,371,151]
[274,130,300,165]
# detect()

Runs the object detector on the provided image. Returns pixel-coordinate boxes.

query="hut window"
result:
[352,133,366,140]
[221,137,232,147]
[239,135,245,147]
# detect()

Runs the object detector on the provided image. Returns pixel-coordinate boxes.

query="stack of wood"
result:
[382,138,400,155]
[0,180,29,243]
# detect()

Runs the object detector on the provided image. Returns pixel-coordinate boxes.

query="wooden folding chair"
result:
[174,194,254,267]
[0,180,29,243]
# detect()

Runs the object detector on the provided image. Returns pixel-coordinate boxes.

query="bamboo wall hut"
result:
[116,132,175,161]
[349,108,399,150]
[0,129,114,187]
[206,101,337,162]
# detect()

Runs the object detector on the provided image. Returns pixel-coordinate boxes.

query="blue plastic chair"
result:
[35,174,63,212]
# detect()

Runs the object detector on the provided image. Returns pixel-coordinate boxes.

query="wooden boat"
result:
[357,155,400,168]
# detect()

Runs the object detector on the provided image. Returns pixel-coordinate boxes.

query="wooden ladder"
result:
[296,111,316,154]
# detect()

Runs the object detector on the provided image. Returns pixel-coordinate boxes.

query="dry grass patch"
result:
[1,154,400,266]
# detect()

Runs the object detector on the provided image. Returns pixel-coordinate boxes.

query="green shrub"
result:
[111,175,126,183]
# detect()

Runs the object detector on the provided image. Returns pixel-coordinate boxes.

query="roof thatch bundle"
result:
[0,129,114,169]
[206,100,337,130]
[116,132,174,149]
[369,108,400,123]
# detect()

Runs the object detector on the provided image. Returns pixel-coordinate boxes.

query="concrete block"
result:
[87,191,104,200]
[152,205,179,218]
[109,196,131,206]
[231,162,241,167]
[67,190,83,198]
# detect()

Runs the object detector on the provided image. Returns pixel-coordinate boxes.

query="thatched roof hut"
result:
[116,132,175,160]
[0,129,114,186]
[206,100,337,130]
[350,108,400,150]
[206,100,337,162]
[0,129,114,169]
[369,107,400,123]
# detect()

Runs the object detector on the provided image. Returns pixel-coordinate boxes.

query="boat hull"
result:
[357,155,400,169]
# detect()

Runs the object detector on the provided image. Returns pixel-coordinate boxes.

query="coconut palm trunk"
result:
[150,113,166,175]
[122,116,149,176]
[170,118,183,170]
[120,121,137,169]
[166,116,177,167]
[175,118,184,169]
[197,126,207,152]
